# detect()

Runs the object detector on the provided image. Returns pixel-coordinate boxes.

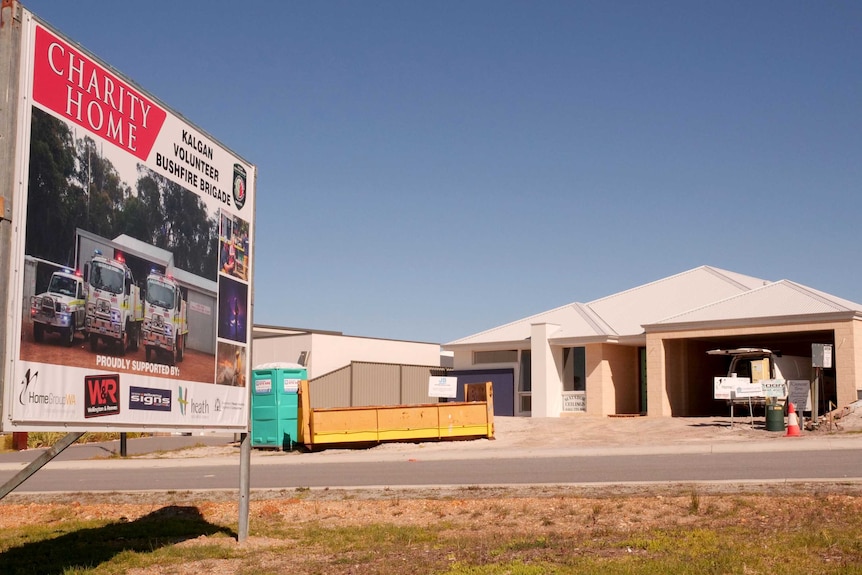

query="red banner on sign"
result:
[32,25,166,161]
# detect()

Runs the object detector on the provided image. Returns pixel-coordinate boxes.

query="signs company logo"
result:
[84,374,120,418]
[177,385,189,416]
[129,386,172,412]
[232,164,247,210]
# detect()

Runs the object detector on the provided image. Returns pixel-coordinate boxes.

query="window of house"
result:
[520,350,531,392]
[473,350,518,364]
[563,347,586,392]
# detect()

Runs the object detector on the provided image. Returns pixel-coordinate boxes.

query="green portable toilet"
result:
[251,363,305,451]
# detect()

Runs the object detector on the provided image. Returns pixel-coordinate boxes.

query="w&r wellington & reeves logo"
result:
[84,373,121,418]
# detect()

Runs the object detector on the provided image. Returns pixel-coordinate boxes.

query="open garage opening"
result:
[662,329,836,417]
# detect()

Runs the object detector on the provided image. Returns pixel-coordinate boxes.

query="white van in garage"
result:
[709,348,813,411]
[708,347,811,382]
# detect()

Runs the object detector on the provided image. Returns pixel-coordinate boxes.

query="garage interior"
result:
[661,329,836,417]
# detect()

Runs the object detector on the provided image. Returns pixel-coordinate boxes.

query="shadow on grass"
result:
[0,505,236,575]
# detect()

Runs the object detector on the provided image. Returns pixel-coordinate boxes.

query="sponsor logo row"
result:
[19,370,242,419]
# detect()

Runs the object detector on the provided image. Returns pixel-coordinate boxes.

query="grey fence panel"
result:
[308,365,351,409]
[400,365,449,405]
[309,362,452,408]
[351,363,400,406]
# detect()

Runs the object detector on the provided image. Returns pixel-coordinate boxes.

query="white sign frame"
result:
[428,376,458,399]
[2,12,256,432]
[714,377,761,400]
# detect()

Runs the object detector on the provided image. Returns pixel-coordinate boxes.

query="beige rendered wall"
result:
[252,333,312,371]
[648,338,724,417]
[308,334,441,379]
[253,333,441,379]
[606,344,639,414]
[584,343,606,415]
[584,343,638,415]
[834,318,861,405]
[645,335,672,417]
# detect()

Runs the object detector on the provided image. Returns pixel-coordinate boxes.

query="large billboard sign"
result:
[1,9,255,432]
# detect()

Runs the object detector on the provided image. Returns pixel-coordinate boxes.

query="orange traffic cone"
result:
[786,402,801,437]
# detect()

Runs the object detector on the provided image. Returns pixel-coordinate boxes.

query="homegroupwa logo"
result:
[18,368,77,408]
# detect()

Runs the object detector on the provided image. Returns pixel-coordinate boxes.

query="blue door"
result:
[449,369,515,416]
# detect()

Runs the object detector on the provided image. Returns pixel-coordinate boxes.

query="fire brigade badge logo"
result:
[232,164,247,210]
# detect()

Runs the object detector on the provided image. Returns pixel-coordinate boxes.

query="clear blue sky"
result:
[21,1,862,344]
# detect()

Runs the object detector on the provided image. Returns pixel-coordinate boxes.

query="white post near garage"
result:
[530,322,562,417]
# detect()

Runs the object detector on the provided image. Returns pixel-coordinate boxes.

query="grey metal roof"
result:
[112,234,174,267]
[446,266,768,347]
[172,267,217,296]
[445,302,613,346]
[648,279,862,328]
[584,266,767,336]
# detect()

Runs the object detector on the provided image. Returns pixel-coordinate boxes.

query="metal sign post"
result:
[812,343,833,426]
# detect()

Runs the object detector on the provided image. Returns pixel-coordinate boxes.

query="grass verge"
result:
[2,489,862,574]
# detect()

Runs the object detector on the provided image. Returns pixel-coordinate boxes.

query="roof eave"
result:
[644,311,861,334]
[443,339,532,351]
[549,335,620,346]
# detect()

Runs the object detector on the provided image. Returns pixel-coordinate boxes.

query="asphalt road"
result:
[3,436,862,493]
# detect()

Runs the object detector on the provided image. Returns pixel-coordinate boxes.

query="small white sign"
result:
[714,377,753,400]
[562,393,586,412]
[284,379,300,393]
[733,382,765,398]
[255,378,272,394]
[428,376,458,398]
[761,379,788,398]
[189,301,212,316]
[787,379,812,411]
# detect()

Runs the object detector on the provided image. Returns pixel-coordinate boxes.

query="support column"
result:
[1,0,24,432]
[531,322,561,417]
[834,321,860,407]
[646,334,672,417]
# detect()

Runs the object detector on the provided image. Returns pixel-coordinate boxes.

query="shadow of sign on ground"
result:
[0,505,235,575]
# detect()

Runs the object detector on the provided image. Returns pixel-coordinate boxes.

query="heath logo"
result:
[232,164,247,210]
[177,385,210,418]
[18,368,77,409]
[85,374,120,418]
[177,386,189,416]
[129,386,172,412]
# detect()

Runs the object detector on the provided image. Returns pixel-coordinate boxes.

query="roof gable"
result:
[446,302,612,346]
[650,279,862,326]
[585,266,767,336]
[446,265,767,346]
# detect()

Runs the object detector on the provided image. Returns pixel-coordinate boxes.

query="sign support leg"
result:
[0,432,84,500]
[238,431,250,542]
